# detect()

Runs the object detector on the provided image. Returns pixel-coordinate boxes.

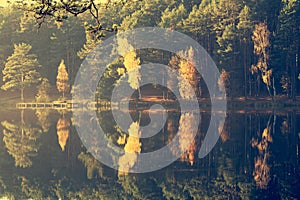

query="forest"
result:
[0,0,299,199]
[0,0,299,102]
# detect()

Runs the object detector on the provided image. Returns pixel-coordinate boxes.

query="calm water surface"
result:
[0,107,299,199]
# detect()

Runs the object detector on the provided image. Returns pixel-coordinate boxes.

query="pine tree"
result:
[35,78,51,103]
[77,22,102,60]
[237,5,254,97]
[120,0,169,30]
[159,4,187,30]
[274,0,300,98]
[183,2,214,53]
[1,43,41,102]
[56,59,70,99]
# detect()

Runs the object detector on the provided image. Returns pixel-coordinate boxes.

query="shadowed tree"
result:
[78,152,103,179]
[218,69,230,97]
[35,78,51,103]
[237,5,254,97]
[274,0,300,98]
[1,43,41,102]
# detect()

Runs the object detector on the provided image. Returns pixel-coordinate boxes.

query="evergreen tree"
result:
[273,0,300,98]
[120,0,168,30]
[35,78,51,103]
[1,43,41,101]
[56,59,70,99]
[183,2,214,53]
[77,22,102,60]
[237,5,254,97]
[159,4,187,30]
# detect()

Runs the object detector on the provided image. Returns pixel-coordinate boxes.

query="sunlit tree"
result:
[1,43,41,102]
[56,59,70,99]
[251,23,274,96]
[177,47,199,100]
[159,4,187,30]
[123,50,141,99]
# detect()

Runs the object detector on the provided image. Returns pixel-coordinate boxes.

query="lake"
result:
[0,105,299,199]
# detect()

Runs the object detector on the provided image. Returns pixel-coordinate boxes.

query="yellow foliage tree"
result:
[124,51,141,96]
[56,59,70,99]
[178,47,198,100]
[251,23,274,96]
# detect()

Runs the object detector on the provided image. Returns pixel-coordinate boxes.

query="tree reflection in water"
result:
[56,117,71,152]
[1,110,42,168]
[118,121,141,176]
[251,115,274,189]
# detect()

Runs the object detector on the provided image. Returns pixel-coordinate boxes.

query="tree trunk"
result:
[244,43,247,98]
[21,88,24,102]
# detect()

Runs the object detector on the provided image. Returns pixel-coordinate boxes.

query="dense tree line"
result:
[0,0,299,99]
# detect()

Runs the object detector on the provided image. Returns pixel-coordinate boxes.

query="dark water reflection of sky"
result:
[0,108,299,199]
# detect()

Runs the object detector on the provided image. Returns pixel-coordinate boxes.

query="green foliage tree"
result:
[183,2,214,53]
[35,78,51,103]
[77,22,102,60]
[237,5,254,97]
[273,0,300,98]
[159,4,187,30]
[1,43,41,101]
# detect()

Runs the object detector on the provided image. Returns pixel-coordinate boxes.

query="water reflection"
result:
[56,117,71,152]
[0,107,299,199]
[1,110,42,168]
[118,121,141,176]
[251,116,274,189]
